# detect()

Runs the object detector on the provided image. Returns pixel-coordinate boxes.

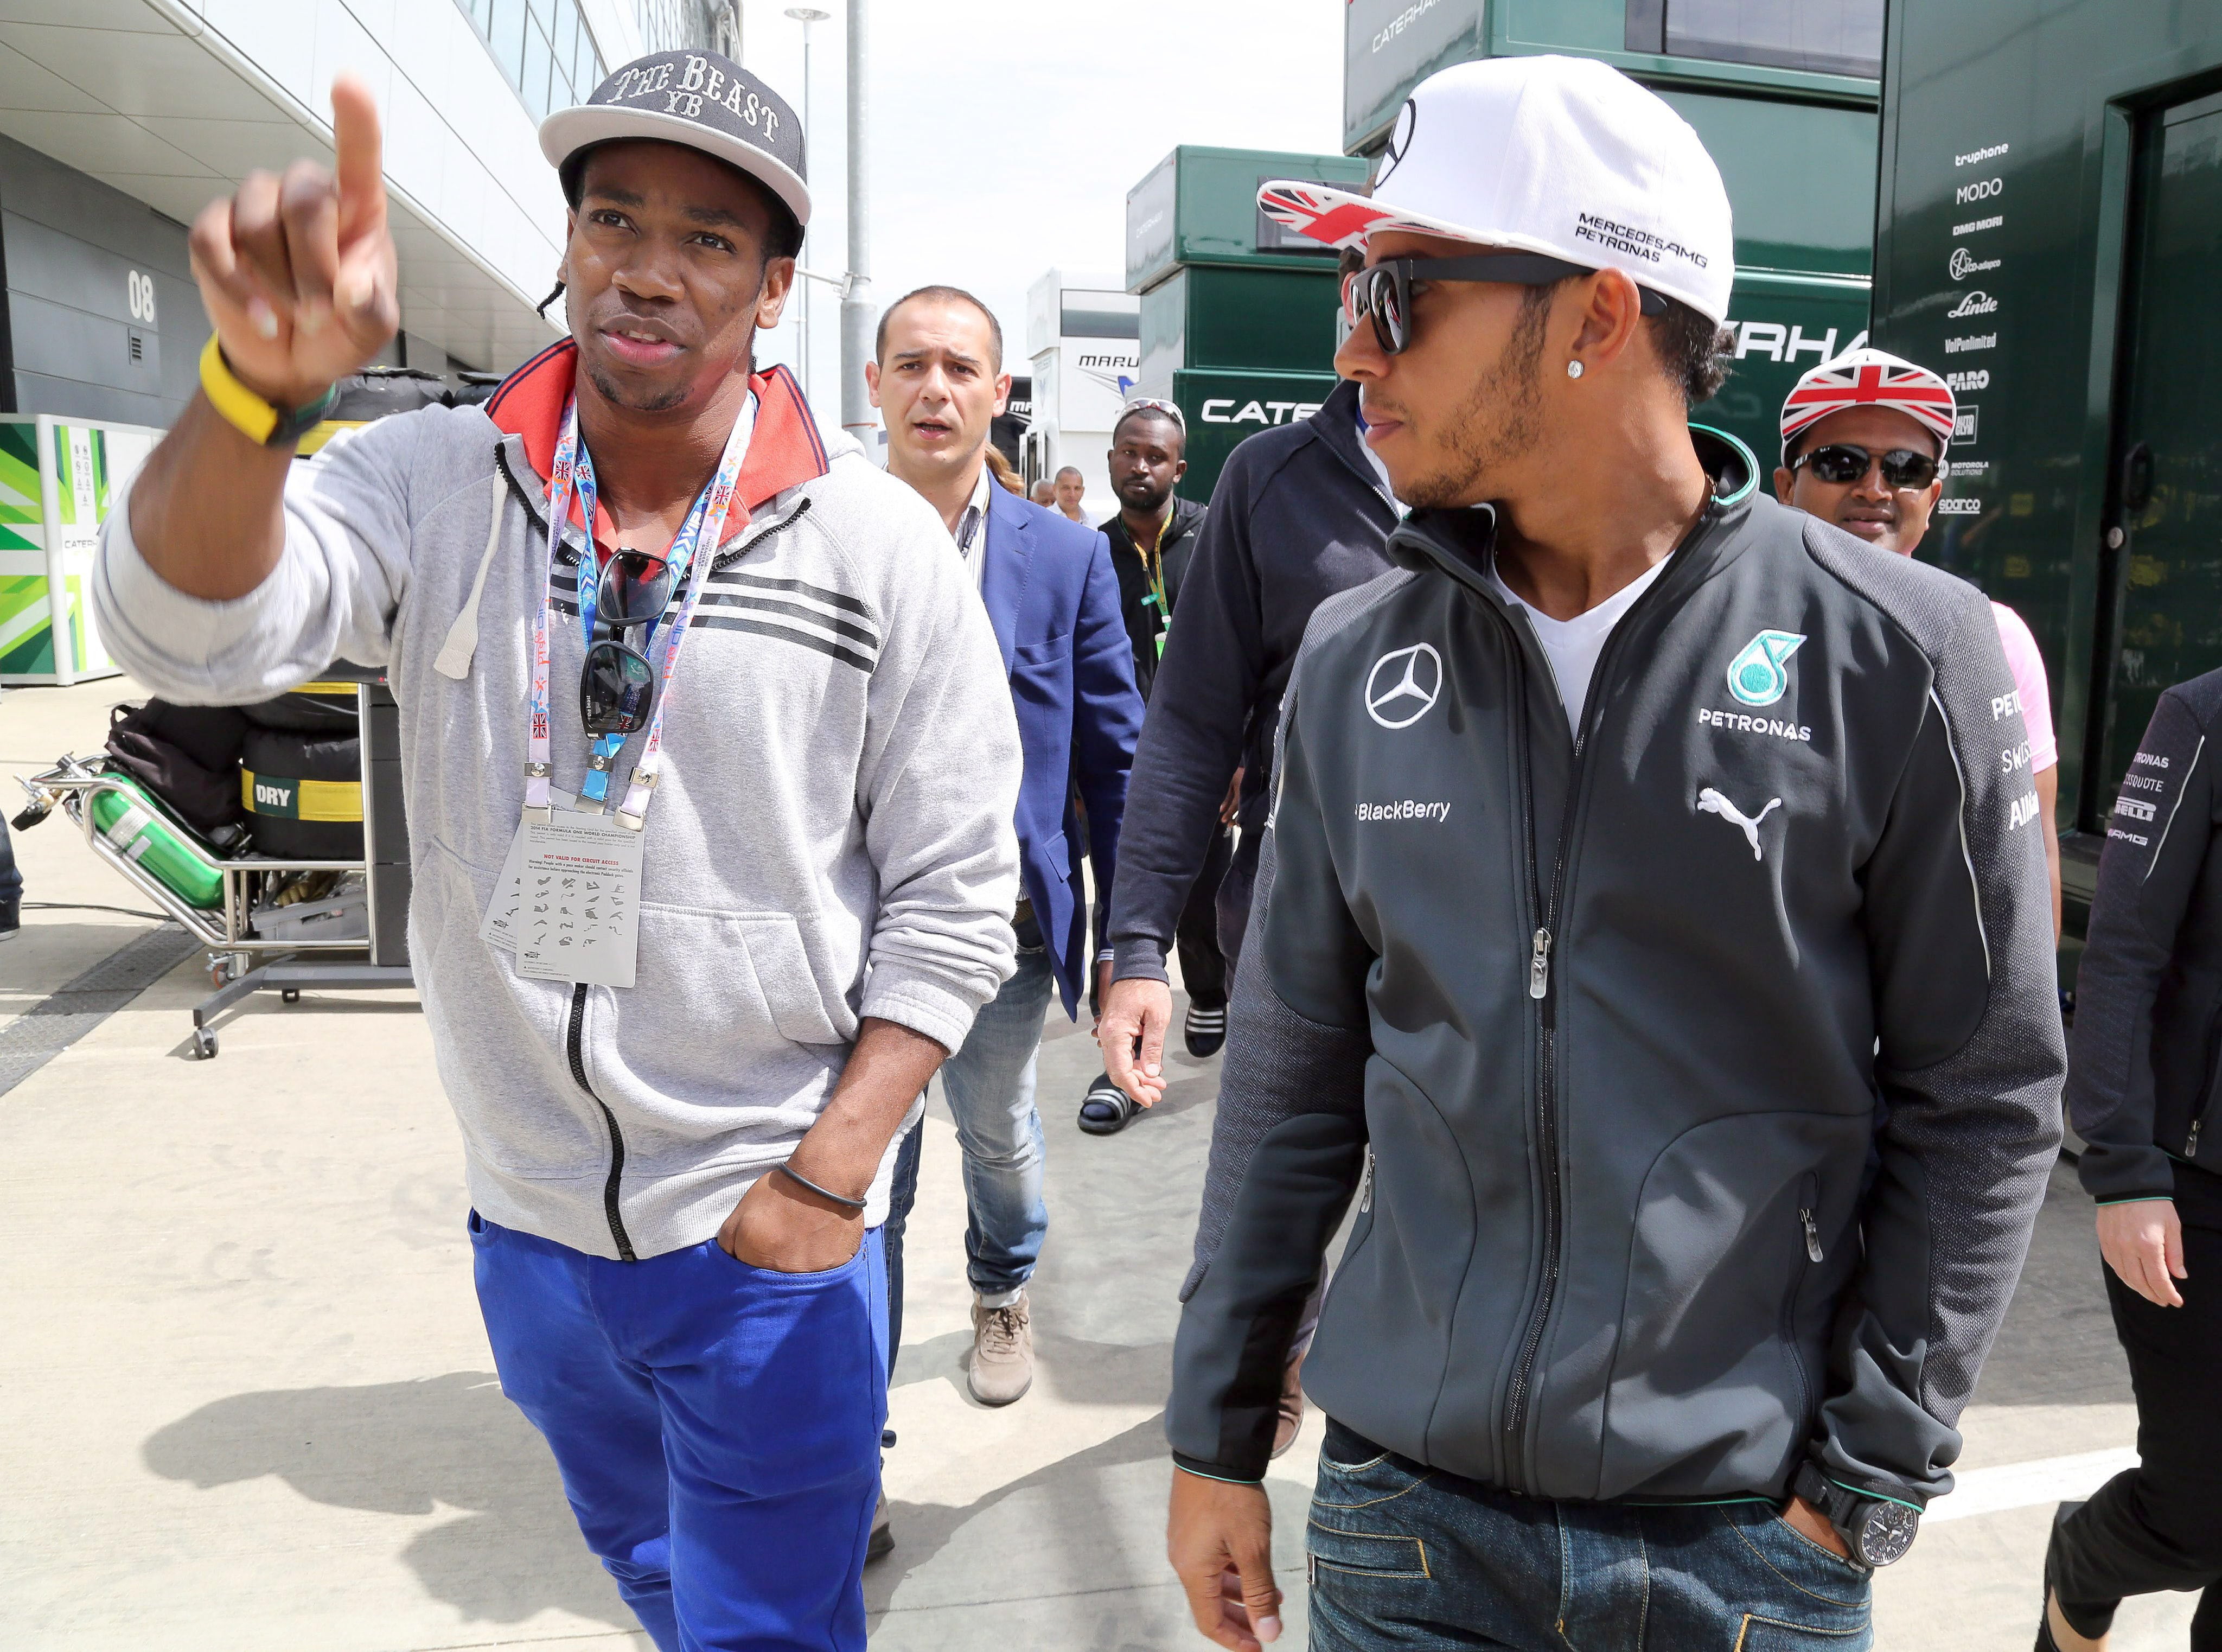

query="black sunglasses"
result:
[1344,253,1668,356]
[1792,443,1940,491]
[577,551,674,739]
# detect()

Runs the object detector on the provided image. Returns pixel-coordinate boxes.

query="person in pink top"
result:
[1774,347,2062,936]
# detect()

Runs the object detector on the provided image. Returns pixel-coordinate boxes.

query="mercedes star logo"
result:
[1365,643,1442,729]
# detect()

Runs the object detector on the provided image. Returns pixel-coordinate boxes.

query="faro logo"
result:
[1955,177,2003,205]
[1945,369,1990,392]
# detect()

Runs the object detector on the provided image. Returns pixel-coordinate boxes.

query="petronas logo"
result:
[1726,630,1806,707]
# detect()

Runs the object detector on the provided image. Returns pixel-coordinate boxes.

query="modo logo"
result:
[1955,177,2003,205]
[1365,643,1442,729]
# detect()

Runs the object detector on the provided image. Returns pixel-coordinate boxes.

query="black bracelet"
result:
[776,1162,867,1214]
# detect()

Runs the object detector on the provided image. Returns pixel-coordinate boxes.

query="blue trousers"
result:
[1306,1420,1872,1650]
[471,1213,888,1651]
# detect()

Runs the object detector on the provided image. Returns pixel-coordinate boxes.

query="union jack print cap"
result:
[1779,348,1956,460]
[1257,55,1734,321]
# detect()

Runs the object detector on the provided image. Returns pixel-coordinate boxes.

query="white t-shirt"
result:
[1489,557,1670,732]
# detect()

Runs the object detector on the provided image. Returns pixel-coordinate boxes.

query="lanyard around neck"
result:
[525,392,758,830]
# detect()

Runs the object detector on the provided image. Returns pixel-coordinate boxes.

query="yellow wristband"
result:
[199,334,336,447]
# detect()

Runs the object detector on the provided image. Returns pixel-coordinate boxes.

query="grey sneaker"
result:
[968,1292,1034,1406]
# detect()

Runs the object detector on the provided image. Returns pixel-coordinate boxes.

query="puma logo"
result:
[1697,787,1782,862]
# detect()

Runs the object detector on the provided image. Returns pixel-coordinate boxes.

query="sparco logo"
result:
[1948,290,1998,318]
[1950,248,2001,279]
[1936,497,1983,515]
[1945,369,1990,392]
[1956,177,2003,204]
[1365,643,1442,729]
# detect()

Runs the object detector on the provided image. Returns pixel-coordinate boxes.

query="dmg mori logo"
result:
[1365,643,1442,729]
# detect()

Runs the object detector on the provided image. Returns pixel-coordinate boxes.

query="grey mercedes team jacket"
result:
[1167,479,2066,1507]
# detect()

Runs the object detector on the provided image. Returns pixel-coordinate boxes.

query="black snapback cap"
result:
[540,50,808,229]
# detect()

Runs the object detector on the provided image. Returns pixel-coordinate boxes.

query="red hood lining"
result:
[484,340,829,550]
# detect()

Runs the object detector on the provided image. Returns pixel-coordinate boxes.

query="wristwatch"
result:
[1792,1462,1920,1566]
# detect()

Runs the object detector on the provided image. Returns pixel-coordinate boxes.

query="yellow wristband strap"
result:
[199,334,338,447]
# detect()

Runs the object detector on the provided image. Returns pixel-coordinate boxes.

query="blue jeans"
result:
[1306,1421,1872,1650]
[886,932,1053,1322]
[471,1214,888,1651]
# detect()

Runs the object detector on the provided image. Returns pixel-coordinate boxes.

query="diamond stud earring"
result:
[1567,360,1585,380]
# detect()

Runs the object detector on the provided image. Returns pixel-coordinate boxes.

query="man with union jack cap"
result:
[1774,347,2062,937]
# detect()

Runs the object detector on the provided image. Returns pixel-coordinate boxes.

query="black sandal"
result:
[1077,1072,1142,1135]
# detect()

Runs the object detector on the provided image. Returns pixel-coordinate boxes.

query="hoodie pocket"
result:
[1599,1111,1864,1498]
[630,904,847,1054]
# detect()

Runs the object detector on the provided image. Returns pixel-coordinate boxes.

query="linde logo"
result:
[1950,247,2002,279]
[1955,177,2003,205]
[1951,214,2005,236]
[1955,142,2010,167]
[1201,397,1324,426]
[1949,290,1998,318]
[1936,497,1983,515]
[1945,334,1997,354]
[1945,369,1990,392]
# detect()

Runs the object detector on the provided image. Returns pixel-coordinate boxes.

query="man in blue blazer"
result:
[868,285,1143,1432]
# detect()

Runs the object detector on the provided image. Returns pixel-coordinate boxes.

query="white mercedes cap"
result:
[1260,54,1734,322]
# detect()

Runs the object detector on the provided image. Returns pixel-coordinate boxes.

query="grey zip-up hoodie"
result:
[1167,474,2064,1509]
[93,353,1021,1259]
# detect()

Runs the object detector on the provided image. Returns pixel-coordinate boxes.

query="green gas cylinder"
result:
[88,775,225,910]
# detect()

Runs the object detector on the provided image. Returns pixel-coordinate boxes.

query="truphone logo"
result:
[1726,630,1806,709]
[1365,643,1442,729]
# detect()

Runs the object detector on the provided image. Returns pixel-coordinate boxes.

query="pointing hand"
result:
[187,74,400,409]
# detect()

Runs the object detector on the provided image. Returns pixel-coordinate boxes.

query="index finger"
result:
[329,74,386,241]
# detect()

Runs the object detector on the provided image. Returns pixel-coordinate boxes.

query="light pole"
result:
[840,0,872,444]
[783,7,829,402]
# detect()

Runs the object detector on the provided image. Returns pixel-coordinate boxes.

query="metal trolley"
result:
[16,675,416,1058]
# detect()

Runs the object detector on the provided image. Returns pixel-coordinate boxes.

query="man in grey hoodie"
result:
[93,56,1019,1652]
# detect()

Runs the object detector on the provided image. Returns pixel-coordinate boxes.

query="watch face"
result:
[1854,1501,1919,1566]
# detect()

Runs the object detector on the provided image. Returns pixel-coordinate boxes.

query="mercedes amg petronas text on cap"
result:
[1258,54,1734,323]
[540,49,809,229]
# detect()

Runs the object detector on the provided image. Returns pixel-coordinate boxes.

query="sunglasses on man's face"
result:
[1792,443,1940,492]
[1343,253,1668,356]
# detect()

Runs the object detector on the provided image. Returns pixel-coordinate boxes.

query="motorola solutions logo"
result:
[1365,643,1442,729]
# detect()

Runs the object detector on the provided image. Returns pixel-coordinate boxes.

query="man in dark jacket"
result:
[1084,403,1217,1093]
[1096,376,1396,1130]
[2041,672,2222,1649]
[1165,55,2063,1652]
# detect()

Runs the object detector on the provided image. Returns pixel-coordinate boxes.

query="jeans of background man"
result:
[472,1213,889,1652]
[1176,824,1233,1016]
[0,812,24,927]
[2045,1160,2222,1645]
[1305,1421,1872,1650]
[882,914,1056,1373]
